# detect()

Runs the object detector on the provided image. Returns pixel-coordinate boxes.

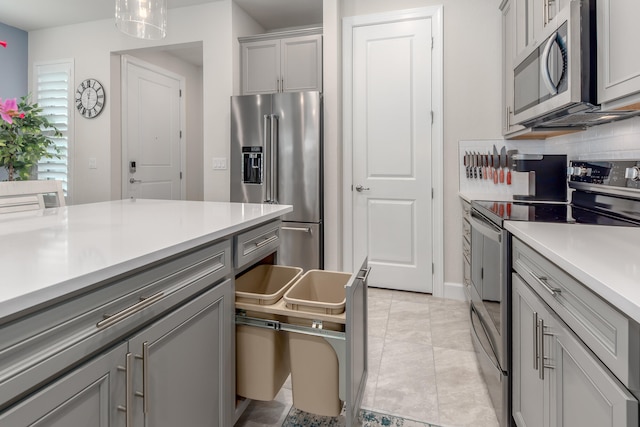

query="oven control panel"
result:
[568,160,640,190]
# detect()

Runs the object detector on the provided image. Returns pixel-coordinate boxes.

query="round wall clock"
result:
[75,78,106,119]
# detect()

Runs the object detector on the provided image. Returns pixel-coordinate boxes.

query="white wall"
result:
[340,0,503,285]
[232,3,265,96]
[28,2,232,204]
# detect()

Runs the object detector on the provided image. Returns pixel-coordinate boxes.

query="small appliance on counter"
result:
[511,154,567,202]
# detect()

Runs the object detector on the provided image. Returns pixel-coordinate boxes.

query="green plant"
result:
[0,95,61,181]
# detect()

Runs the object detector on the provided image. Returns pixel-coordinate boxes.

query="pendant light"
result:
[115,0,167,40]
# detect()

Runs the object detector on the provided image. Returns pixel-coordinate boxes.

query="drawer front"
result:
[0,239,231,410]
[512,238,639,391]
[234,220,281,270]
[462,236,471,264]
[462,218,471,243]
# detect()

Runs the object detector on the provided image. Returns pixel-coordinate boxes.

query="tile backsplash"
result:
[459,116,640,199]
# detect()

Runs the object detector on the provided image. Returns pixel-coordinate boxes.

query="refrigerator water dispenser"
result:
[242,146,263,184]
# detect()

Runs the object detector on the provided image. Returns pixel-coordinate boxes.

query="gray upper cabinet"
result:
[240,29,323,95]
[0,343,128,427]
[597,0,640,109]
[501,0,525,135]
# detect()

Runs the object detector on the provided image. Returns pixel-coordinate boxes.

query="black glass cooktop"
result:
[472,200,640,227]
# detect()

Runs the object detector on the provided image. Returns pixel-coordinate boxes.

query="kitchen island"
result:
[0,199,292,426]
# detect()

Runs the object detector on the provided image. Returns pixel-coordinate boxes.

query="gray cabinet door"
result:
[514,273,639,427]
[551,309,638,427]
[0,343,127,427]
[345,257,369,427]
[128,279,234,427]
[512,273,549,427]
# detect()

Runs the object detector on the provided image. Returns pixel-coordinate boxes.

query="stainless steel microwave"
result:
[513,1,597,128]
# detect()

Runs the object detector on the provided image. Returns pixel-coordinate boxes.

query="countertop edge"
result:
[0,203,292,324]
[505,221,640,325]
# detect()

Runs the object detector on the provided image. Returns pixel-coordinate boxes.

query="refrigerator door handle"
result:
[263,114,271,203]
[271,114,279,204]
[281,226,312,234]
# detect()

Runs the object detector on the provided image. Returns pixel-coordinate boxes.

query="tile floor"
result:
[235,288,499,427]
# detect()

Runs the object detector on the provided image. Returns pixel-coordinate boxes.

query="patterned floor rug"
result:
[281,407,438,427]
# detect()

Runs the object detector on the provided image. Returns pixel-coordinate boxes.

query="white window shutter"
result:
[33,60,74,203]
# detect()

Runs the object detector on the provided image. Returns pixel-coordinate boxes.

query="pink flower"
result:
[0,41,6,48]
[0,98,20,124]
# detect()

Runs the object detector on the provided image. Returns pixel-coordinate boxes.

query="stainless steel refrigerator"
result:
[230,91,323,271]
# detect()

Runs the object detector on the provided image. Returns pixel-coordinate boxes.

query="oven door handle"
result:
[470,214,502,243]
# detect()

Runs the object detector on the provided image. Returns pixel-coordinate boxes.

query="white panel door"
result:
[352,18,433,293]
[123,59,182,200]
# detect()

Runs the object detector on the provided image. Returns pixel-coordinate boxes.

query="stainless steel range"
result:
[469,159,640,427]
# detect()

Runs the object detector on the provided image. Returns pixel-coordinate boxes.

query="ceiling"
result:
[0,0,323,32]
[0,0,322,67]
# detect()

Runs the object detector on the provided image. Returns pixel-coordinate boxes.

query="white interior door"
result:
[123,57,182,200]
[351,18,433,293]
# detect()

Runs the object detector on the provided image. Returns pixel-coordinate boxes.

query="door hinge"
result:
[430,111,434,124]
[432,263,435,274]
[179,130,182,138]
[180,171,183,179]
[432,188,434,199]
[431,37,434,49]
[179,89,182,97]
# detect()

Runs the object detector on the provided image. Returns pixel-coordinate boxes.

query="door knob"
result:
[129,178,142,184]
[355,184,370,192]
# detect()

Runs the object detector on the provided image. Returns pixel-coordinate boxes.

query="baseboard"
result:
[443,281,466,301]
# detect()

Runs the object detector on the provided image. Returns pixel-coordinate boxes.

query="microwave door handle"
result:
[541,31,559,95]
[263,114,271,203]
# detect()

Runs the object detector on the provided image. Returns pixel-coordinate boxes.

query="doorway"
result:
[121,55,185,200]
[343,7,444,295]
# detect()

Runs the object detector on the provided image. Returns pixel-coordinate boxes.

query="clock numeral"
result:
[96,101,104,108]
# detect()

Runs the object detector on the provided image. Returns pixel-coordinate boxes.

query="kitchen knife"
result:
[464,151,468,178]
[500,146,506,183]
[493,145,499,184]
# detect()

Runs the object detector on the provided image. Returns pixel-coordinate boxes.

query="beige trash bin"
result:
[235,265,302,401]
[284,270,352,416]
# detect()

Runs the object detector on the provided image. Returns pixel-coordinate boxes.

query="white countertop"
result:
[0,199,292,321]
[506,221,640,324]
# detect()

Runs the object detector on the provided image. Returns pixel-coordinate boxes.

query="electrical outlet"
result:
[212,157,227,170]
[89,157,97,169]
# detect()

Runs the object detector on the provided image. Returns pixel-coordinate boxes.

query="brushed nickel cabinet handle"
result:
[117,352,134,427]
[538,317,545,380]
[97,292,165,329]
[255,234,278,248]
[533,311,539,371]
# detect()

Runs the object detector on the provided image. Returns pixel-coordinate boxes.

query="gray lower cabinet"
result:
[128,279,234,427]
[0,280,234,427]
[513,273,638,427]
[0,342,128,426]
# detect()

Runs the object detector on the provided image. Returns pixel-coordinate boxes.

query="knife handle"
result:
[500,168,505,183]
[494,169,499,184]
[507,170,512,185]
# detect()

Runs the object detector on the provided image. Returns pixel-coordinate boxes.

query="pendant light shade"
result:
[115,0,167,40]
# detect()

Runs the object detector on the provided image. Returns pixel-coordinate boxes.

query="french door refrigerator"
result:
[230,91,323,271]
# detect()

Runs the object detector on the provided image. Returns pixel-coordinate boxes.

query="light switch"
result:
[212,157,227,170]
[89,157,97,169]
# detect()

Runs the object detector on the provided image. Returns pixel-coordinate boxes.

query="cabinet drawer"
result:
[234,220,281,270]
[512,238,640,392]
[462,236,471,263]
[462,218,471,243]
[0,239,231,410]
